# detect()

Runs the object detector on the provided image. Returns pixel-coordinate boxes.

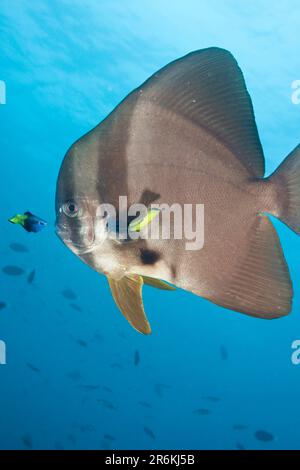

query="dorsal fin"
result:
[132,47,264,178]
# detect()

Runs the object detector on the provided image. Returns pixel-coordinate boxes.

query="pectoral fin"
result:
[142,276,176,291]
[107,274,151,335]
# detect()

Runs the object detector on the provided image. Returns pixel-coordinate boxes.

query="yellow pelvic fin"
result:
[107,274,151,335]
[128,208,160,232]
[142,276,176,291]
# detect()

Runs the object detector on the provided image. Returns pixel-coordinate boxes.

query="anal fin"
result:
[208,216,292,319]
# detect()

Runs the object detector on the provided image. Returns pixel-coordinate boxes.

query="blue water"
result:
[1,0,300,450]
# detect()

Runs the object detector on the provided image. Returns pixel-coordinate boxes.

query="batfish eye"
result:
[62,201,80,218]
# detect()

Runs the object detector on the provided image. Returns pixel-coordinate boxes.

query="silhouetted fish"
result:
[97,399,117,410]
[80,424,96,433]
[103,386,113,393]
[194,408,212,415]
[61,288,77,300]
[104,434,115,441]
[2,265,24,276]
[54,441,64,450]
[21,434,33,449]
[233,424,248,431]
[154,383,171,398]
[0,301,7,311]
[202,396,221,403]
[79,385,100,391]
[26,362,40,373]
[9,242,29,253]
[77,339,87,348]
[66,434,77,444]
[220,346,228,360]
[254,430,274,442]
[144,427,155,439]
[56,47,300,334]
[67,370,82,381]
[134,350,140,366]
[110,362,123,369]
[27,269,36,284]
[236,442,246,450]
[70,303,83,312]
[94,332,103,342]
[138,401,152,409]
[102,439,112,450]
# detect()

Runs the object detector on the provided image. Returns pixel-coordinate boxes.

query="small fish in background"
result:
[193,408,212,416]
[69,303,83,312]
[61,288,77,300]
[9,242,29,253]
[67,369,82,382]
[9,212,47,233]
[54,440,64,450]
[77,339,87,348]
[202,396,221,403]
[94,332,103,342]
[2,265,25,276]
[144,427,155,439]
[104,434,115,441]
[21,434,33,449]
[134,349,140,366]
[138,401,152,409]
[220,346,228,360]
[0,301,7,311]
[236,442,246,450]
[233,424,248,431]
[103,386,113,393]
[79,385,100,391]
[27,269,36,284]
[254,430,274,442]
[102,439,112,450]
[154,383,171,398]
[110,362,123,369]
[66,434,77,445]
[26,362,40,373]
[97,399,117,410]
[79,424,96,433]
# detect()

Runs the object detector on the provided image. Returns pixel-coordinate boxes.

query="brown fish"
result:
[55,47,300,334]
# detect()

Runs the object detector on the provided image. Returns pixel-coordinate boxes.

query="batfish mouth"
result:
[55,221,96,251]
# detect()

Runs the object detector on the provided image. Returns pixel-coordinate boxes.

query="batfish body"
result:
[55,47,300,334]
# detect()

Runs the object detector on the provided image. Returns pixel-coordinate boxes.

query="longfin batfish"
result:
[55,47,300,334]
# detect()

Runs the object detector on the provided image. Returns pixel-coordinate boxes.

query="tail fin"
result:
[268,144,300,234]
